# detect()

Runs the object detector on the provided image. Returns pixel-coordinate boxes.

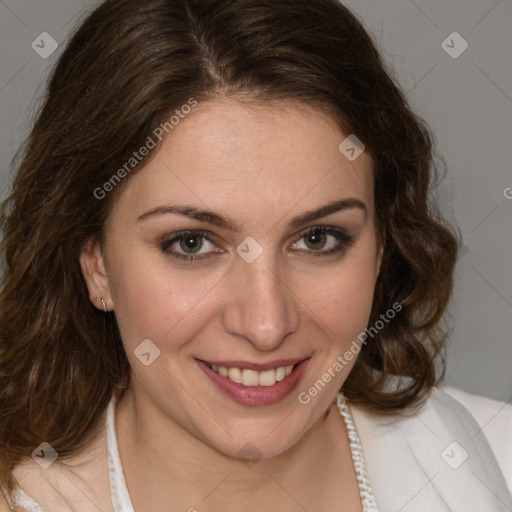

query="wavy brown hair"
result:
[0,0,458,500]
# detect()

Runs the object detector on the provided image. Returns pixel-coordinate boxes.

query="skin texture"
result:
[80,97,383,511]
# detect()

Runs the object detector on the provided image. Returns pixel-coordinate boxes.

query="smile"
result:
[204,363,296,387]
[196,357,310,406]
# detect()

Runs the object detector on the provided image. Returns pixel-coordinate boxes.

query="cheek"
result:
[107,248,224,348]
[299,251,378,344]
[312,277,374,335]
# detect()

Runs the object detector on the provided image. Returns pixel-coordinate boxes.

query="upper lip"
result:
[197,357,309,371]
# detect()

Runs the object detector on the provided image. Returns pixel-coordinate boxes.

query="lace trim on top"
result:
[7,487,44,512]
[337,393,379,512]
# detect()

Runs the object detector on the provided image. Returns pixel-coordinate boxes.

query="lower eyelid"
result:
[308,242,352,256]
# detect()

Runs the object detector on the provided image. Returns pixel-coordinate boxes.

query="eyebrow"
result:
[136,198,367,231]
[287,198,366,229]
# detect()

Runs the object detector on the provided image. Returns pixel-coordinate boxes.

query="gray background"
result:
[0,1,510,402]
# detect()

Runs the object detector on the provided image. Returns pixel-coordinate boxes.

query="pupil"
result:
[305,230,326,250]
[180,235,203,253]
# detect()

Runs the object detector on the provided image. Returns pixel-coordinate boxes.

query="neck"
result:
[115,384,359,512]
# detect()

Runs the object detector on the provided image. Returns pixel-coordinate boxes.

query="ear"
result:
[79,237,113,311]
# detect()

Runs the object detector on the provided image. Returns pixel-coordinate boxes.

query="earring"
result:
[101,298,107,313]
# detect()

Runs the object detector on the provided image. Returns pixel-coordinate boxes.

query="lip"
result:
[195,357,311,407]
[198,357,307,372]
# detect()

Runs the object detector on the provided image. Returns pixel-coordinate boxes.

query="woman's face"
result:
[82,97,382,459]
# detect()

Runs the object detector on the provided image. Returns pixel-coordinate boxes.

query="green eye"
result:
[161,230,220,261]
[179,234,204,254]
[303,229,327,250]
[291,226,355,256]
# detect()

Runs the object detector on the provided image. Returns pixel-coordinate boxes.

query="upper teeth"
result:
[209,364,295,387]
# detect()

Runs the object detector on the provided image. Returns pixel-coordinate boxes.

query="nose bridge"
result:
[223,252,299,349]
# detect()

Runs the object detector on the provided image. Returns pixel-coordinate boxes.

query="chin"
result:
[208,429,303,463]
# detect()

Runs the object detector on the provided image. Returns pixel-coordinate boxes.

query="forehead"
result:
[110,98,374,224]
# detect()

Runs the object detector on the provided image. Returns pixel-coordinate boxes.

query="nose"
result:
[221,255,300,351]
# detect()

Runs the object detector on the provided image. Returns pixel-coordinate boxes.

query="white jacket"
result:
[350,385,512,511]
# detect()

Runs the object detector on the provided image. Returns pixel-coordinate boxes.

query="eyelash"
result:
[294,226,355,258]
[159,230,217,262]
[159,226,355,262]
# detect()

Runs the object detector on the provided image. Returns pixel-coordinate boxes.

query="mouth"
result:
[204,361,297,387]
[195,357,310,406]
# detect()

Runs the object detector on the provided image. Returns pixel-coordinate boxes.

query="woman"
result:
[0,0,510,510]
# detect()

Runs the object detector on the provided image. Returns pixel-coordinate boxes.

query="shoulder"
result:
[438,385,512,492]
[8,404,113,512]
[348,385,512,510]
[401,385,512,495]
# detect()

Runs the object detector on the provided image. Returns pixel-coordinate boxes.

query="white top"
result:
[8,386,512,511]
[105,391,134,512]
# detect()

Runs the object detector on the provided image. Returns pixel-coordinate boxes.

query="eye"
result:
[160,230,222,261]
[290,226,354,256]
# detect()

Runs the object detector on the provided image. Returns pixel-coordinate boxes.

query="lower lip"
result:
[196,359,310,406]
